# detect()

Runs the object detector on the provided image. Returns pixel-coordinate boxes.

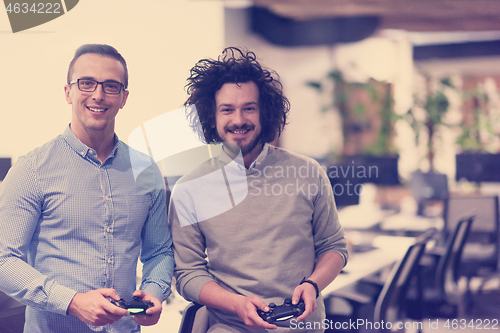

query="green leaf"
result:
[305,81,322,91]
[440,77,454,89]
[327,70,343,82]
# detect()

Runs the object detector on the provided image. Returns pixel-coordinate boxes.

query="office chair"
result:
[409,170,449,216]
[178,302,209,333]
[443,195,499,279]
[351,229,439,305]
[325,235,431,332]
[406,216,474,321]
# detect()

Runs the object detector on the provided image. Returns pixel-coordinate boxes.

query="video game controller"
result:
[257,298,306,323]
[109,296,153,315]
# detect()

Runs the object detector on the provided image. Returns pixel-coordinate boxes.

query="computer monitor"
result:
[340,155,400,186]
[456,153,500,183]
[326,162,364,207]
[328,173,361,207]
[326,155,399,207]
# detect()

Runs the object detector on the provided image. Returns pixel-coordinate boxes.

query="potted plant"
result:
[307,70,400,208]
[307,70,398,160]
[455,76,500,183]
[404,73,456,214]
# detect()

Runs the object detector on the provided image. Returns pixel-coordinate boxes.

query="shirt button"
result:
[107,258,112,264]
[106,227,111,233]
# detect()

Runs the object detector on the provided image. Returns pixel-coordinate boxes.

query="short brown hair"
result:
[67,44,128,89]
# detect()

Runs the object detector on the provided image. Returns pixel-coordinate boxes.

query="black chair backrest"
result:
[374,237,429,332]
[178,302,205,333]
[443,195,498,244]
[436,216,474,299]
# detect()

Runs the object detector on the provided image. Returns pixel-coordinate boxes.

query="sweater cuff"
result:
[182,276,216,303]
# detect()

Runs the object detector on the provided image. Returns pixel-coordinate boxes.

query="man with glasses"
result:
[0,44,174,332]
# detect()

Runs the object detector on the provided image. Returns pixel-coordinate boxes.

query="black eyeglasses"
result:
[69,79,125,95]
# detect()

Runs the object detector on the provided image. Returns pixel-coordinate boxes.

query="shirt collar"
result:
[62,125,119,160]
[218,143,270,170]
[249,143,269,169]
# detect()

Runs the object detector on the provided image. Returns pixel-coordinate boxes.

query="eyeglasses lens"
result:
[78,79,122,94]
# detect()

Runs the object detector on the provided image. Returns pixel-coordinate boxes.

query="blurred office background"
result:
[2,0,500,332]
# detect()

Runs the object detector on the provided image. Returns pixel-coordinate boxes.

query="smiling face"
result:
[215,81,263,163]
[64,53,129,141]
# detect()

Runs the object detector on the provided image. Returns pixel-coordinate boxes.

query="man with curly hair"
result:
[169,47,347,332]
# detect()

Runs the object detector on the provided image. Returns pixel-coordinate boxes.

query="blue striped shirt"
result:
[0,126,174,332]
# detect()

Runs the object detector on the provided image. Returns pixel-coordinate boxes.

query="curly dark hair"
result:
[184,47,290,145]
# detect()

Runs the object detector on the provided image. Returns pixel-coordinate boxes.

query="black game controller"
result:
[109,296,153,315]
[257,298,305,323]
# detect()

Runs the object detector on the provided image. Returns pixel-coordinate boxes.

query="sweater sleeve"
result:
[311,163,349,266]
[168,194,215,303]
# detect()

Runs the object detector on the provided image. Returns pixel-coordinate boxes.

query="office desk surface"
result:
[338,205,395,230]
[323,235,415,295]
[380,213,443,234]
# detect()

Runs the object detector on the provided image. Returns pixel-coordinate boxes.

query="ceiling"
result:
[251,0,500,32]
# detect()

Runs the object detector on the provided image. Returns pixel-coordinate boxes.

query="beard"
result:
[220,123,262,157]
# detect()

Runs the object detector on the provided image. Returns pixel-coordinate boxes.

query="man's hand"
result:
[67,288,129,326]
[292,283,317,321]
[199,281,276,329]
[129,290,162,326]
[234,295,277,330]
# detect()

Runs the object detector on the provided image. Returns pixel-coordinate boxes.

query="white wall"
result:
[0,0,224,163]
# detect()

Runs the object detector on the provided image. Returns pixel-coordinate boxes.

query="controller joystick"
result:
[257,298,305,323]
[109,296,153,316]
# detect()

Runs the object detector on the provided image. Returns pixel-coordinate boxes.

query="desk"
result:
[338,205,395,230]
[380,213,443,236]
[323,235,415,295]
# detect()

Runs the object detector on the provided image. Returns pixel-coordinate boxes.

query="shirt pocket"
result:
[117,194,151,241]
